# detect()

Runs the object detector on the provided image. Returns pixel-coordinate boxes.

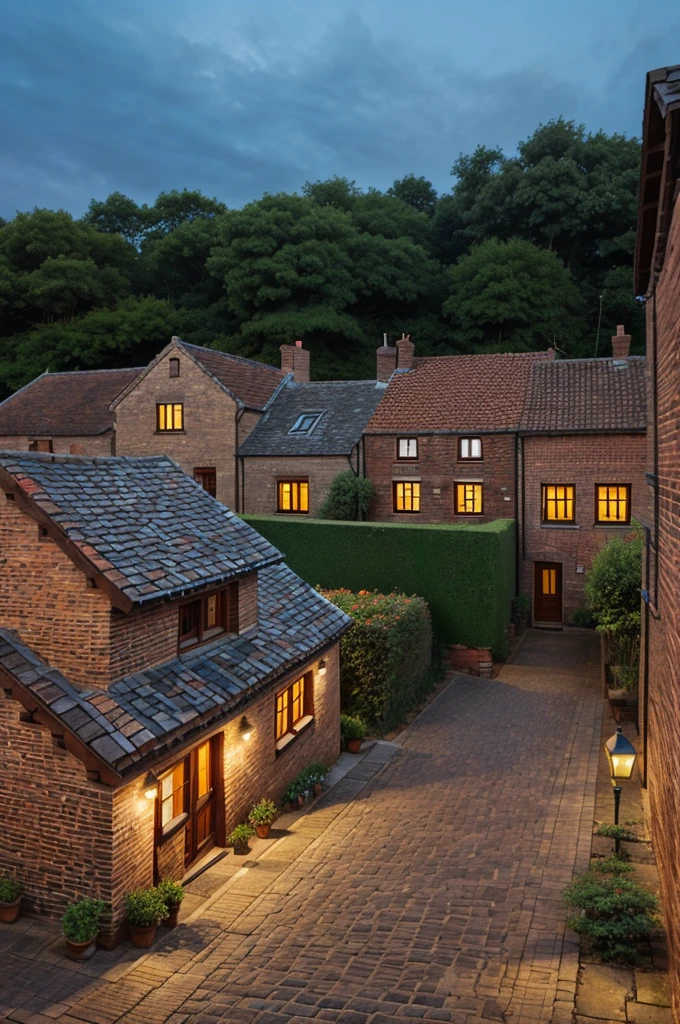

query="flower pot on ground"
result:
[341,714,366,754]
[124,887,168,947]
[228,823,255,856]
[0,878,22,924]
[157,879,185,929]
[62,898,106,960]
[248,798,277,839]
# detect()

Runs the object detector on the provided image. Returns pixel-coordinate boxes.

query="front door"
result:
[184,739,216,867]
[534,562,563,623]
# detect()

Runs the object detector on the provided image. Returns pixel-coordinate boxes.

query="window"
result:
[542,485,575,522]
[393,481,420,512]
[459,437,482,461]
[278,479,309,513]
[455,482,483,514]
[179,584,238,651]
[275,672,314,750]
[397,438,418,460]
[194,467,216,497]
[289,412,323,435]
[160,761,187,830]
[169,357,180,378]
[157,403,184,431]
[29,439,53,453]
[596,485,630,525]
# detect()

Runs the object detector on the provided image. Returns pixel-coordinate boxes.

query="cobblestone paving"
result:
[0,629,602,1024]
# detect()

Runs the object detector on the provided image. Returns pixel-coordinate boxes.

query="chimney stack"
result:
[612,325,631,361]
[396,333,415,370]
[280,339,310,382]
[376,344,397,382]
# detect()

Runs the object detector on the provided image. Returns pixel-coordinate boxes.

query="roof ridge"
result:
[179,340,282,374]
[43,367,144,376]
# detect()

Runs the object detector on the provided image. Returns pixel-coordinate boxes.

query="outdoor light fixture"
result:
[143,770,158,800]
[604,726,637,852]
[239,716,253,742]
[317,659,327,677]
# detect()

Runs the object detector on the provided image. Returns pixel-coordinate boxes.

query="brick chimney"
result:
[612,325,631,360]
[280,340,310,382]
[396,333,415,370]
[376,344,397,382]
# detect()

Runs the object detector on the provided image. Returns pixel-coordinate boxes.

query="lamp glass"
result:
[239,716,252,741]
[610,752,636,779]
[604,727,637,780]
[318,659,327,677]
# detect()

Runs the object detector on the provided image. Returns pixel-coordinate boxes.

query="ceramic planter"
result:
[347,739,362,754]
[164,903,181,928]
[255,823,271,839]
[313,783,323,796]
[64,935,97,961]
[128,922,158,948]
[0,898,21,924]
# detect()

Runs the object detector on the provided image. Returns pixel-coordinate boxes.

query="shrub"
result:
[590,856,634,876]
[596,824,639,843]
[317,472,375,521]
[340,714,366,740]
[584,526,643,637]
[157,879,185,907]
[248,798,277,826]
[62,898,106,943]
[322,588,435,730]
[228,823,255,847]
[283,763,330,803]
[569,604,596,628]
[562,865,658,963]
[124,887,168,927]
[0,878,21,903]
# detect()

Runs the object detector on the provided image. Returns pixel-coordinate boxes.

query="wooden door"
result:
[534,562,563,623]
[184,740,216,867]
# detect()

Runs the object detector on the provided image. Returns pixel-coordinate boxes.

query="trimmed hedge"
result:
[322,588,433,730]
[244,516,515,657]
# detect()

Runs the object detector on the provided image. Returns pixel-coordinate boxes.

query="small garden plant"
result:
[62,898,106,943]
[228,823,255,849]
[157,879,185,907]
[124,887,168,927]
[340,714,366,741]
[0,878,22,903]
[248,798,277,826]
[596,824,639,843]
[283,763,330,804]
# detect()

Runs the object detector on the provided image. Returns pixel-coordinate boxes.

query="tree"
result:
[83,192,147,246]
[584,527,643,637]
[318,472,375,520]
[387,175,438,216]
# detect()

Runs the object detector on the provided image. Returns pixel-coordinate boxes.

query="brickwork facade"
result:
[0,434,113,456]
[520,432,648,622]
[242,454,352,516]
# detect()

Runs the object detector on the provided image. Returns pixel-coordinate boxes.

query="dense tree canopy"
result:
[0,119,642,397]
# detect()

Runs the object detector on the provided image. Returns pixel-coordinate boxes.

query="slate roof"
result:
[0,451,282,606]
[520,357,647,433]
[365,351,554,433]
[0,564,352,777]
[239,380,386,457]
[0,368,141,437]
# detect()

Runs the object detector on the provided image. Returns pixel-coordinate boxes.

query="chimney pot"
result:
[611,326,631,360]
[376,344,397,382]
[396,333,415,370]
[295,339,303,348]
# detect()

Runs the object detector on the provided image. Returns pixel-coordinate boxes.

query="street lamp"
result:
[604,726,637,853]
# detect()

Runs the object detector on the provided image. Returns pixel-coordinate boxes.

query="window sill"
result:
[276,511,309,515]
[276,717,314,755]
[540,523,579,529]
[593,523,631,529]
[158,812,189,844]
[154,430,185,435]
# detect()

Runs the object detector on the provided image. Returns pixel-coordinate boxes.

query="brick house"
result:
[0,367,141,455]
[0,450,350,940]
[518,330,647,624]
[239,379,384,516]
[634,63,680,1014]
[363,335,554,524]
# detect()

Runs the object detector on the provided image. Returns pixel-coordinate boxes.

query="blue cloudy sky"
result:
[1,0,679,219]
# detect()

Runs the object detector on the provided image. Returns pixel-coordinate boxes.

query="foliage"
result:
[0,877,22,903]
[596,824,639,842]
[124,887,168,927]
[584,526,643,637]
[248,798,277,826]
[562,861,658,962]
[243,516,516,656]
[317,472,375,521]
[569,604,596,629]
[387,175,438,216]
[512,594,531,619]
[156,879,186,906]
[590,856,634,876]
[228,823,256,847]
[61,898,106,942]
[283,763,329,803]
[340,714,367,740]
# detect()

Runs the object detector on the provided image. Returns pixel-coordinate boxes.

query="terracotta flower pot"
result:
[164,903,180,929]
[347,739,362,754]
[128,922,158,948]
[297,794,305,807]
[255,823,271,839]
[314,783,323,796]
[64,935,97,961]
[0,899,21,924]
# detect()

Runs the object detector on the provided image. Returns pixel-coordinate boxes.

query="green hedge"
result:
[322,589,433,730]
[244,516,515,657]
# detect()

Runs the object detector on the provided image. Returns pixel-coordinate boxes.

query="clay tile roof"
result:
[0,566,352,776]
[520,357,647,433]
[0,451,283,605]
[239,380,385,457]
[365,351,554,434]
[178,341,285,410]
[0,368,142,437]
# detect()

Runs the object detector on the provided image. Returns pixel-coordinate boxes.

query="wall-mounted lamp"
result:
[143,770,158,800]
[317,658,327,677]
[239,716,253,741]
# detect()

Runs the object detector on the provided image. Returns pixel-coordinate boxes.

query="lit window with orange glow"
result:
[277,480,309,513]
[542,485,575,522]
[455,482,483,514]
[393,481,420,512]
[157,402,183,431]
[596,485,630,524]
[275,673,313,750]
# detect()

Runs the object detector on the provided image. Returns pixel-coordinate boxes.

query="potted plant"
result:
[228,823,255,855]
[157,879,185,929]
[124,886,168,948]
[305,762,329,796]
[62,897,106,960]
[341,714,366,754]
[0,878,22,924]
[248,798,277,839]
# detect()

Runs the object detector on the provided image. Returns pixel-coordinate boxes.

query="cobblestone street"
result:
[0,629,602,1024]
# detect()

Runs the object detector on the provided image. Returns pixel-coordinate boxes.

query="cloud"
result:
[0,0,677,219]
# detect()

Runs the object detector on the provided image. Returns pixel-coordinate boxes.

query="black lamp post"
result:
[604,726,637,853]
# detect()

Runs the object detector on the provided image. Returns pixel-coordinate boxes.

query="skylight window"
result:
[289,412,323,435]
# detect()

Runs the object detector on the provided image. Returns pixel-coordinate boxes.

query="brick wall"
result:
[364,433,516,523]
[114,345,245,509]
[0,434,114,456]
[242,455,351,515]
[109,602,178,681]
[520,432,648,621]
[238,573,258,632]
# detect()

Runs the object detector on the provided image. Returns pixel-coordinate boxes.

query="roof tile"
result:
[520,357,646,432]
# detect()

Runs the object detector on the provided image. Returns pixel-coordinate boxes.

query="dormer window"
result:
[169,358,180,378]
[289,412,323,435]
[179,583,239,651]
